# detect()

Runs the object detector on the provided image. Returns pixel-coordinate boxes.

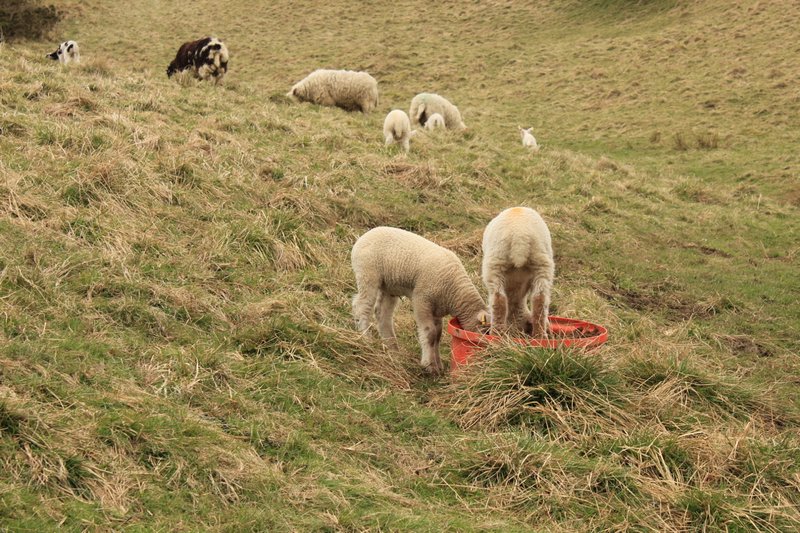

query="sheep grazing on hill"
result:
[409,93,466,131]
[351,226,488,375]
[47,41,80,64]
[287,69,379,113]
[425,113,446,131]
[383,110,416,152]
[167,37,229,83]
[519,126,539,152]
[482,207,554,338]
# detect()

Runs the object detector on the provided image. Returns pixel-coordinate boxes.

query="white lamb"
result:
[383,109,416,152]
[519,126,539,152]
[351,226,488,375]
[482,207,554,337]
[287,69,379,113]
[425,113,445,131]
[409,93,466,131]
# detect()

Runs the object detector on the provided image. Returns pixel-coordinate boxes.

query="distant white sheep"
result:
[519,126,539,152]
[409,93,466,131]
[425,113,445,131]
[47,41,80,64]
[351,226,488,375]
[288,69,379,113]
[383,109,416,152]
[482,207,554,337]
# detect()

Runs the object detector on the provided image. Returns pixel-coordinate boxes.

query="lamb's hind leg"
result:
[413,300,444,375]
[375,291,399,348]
[352,282,379,334]
[486,279,509,334]
[530,278,551,338]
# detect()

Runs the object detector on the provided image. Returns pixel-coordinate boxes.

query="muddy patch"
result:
[715,334,774,357]
[594,280,732,320]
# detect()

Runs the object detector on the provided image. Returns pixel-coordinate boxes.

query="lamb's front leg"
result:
[413,301,444,375]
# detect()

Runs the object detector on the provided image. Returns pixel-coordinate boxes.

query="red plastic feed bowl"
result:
[448,316,608,372]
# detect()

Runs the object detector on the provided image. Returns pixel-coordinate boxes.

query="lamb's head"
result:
[519,126,532,140]
[46,44,63,61]
[461,309,490,334]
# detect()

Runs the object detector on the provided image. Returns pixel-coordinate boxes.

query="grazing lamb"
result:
[167,37,229,83]
[351,226,488,375]
[425,113,446,131]
[482,207,554,337]
[519,127,540,152]
[383,109,416,152]
[409,93,466,131]
[47,41,80,64]
[287,69,378,113]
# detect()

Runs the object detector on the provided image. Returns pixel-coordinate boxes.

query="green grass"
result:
[1,0,799,530]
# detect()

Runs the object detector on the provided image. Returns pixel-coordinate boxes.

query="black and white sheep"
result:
[47,41,80,64]
[409,93,466,131]
[166,37,229,83]
[482,207,554,337]
[351,226,488,375]
[287,69,379,113]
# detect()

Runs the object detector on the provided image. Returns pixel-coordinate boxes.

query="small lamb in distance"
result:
[425,113,446,131]
[519,126,539,152]
[47,41,80,64]
[351,226,488,375]
[383,109,416,152]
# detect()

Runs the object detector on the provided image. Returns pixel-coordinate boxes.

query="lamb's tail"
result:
[509,234,534,269]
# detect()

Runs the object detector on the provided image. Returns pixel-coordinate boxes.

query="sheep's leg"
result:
[375,291,399,348]
[402,137,410,152]
[487,281,509,334]
[530,287,550,338]
[352,283,379,334]
[413,301,443,375]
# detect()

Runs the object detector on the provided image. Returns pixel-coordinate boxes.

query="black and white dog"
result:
[166,37,229,84]
[47,41,81,64]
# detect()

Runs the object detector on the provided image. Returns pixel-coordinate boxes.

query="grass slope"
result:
[1,0,799,530]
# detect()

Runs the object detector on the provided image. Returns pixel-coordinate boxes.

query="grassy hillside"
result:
[1,0,799,530]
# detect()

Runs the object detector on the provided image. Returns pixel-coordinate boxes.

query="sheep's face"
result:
[519,127,532,140]
[286,86,301,101]
[478,311,491,333]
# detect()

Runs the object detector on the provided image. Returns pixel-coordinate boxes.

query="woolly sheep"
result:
[482,207,554,337]
[287,69,378,113]
[519,126,539,152]
[351,226,488,375]
[425,113,446,131]
[409,93,466,131]
[383,109,416,152]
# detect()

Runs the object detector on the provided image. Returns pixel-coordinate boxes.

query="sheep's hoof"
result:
[423,363,443,377]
